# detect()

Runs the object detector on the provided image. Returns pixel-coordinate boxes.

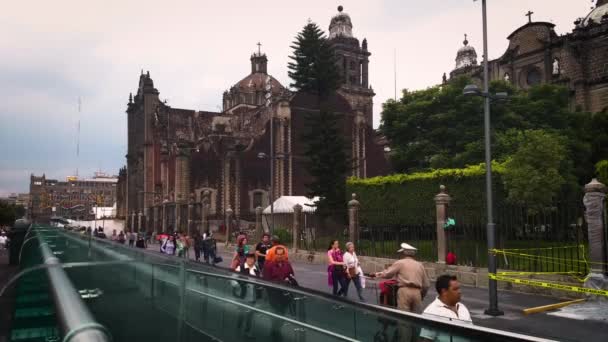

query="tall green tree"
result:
[288,22,347,214]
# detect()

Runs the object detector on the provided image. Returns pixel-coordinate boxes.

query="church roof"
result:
[233,73,284,93]
[582,1,608,26]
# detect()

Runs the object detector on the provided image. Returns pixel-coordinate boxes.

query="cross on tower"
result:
[525,10,534,23]
[257,42,262,55]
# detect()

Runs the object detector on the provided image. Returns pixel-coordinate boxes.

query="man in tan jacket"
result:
[375,242,430,314]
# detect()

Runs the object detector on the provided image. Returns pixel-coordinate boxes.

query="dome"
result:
[455,35,478,69]
[581,1,608,26]
[329,5,353,39]
[234,73,284,93]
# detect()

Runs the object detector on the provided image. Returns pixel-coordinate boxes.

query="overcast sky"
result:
[0,0,595,196]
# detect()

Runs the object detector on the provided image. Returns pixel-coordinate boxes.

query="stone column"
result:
[583,179,607,274]
[434,185,451,264]
[162,201,167,233]
[131,211,136,232]
[137,211,143,233]
[202,191,210,234]
[153,206,158,233]
[187,193,194,236]
[348,193,361,243]
[175,151,190,203]
[255,206,263,240]
[160,149,169,199]
[225,207,234,244]
[175,203,181,233]
[293,204,302,251]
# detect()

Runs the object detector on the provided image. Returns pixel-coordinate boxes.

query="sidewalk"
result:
[145,241,608,342]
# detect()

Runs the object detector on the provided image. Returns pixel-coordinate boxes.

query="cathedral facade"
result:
[449,0,608,113]
[120,7,389,232]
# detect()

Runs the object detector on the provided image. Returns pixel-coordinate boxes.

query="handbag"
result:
[347,267,357,278]
[213,256,223,264]
[334,265,345,272]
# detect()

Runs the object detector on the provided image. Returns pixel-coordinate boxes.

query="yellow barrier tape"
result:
[488,273,608,297]
[496,271,588,283]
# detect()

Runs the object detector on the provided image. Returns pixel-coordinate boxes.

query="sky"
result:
[0,0,596,196]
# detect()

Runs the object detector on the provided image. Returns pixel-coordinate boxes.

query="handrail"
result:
[35,228,113,342]
[54,228,556,342]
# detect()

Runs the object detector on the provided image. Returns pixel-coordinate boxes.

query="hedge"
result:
[347,163,507,225]
[596,160,608,185]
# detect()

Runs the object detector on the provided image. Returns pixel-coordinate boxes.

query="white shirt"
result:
[419,297,473,342]
[343,251,360,273]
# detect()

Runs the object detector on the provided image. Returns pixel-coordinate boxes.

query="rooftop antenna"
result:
[76,96,81,177]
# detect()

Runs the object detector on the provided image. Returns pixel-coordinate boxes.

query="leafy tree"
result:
[0,202,24,226]
[596,160,608,184]
[380,77,608,186]
[501,130,570,209]
[288,22,347,214]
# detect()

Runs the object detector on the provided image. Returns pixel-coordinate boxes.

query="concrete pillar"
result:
[255,206,263,240]
[348,193,361,243]
[131,211,136,232]
[225,207,234,243]
[293,204,302,251]
[434,185,451,264]
[583,179,607,274]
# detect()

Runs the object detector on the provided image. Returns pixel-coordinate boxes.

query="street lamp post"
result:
[258,152,274,235]
[464,0,505,317]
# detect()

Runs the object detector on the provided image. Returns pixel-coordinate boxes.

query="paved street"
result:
[146,242,608,342]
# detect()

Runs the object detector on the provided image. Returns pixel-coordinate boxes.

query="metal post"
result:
[270,109,275,235]
[482,0,503,317]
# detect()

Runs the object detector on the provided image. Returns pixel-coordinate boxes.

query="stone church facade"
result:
[449,0,608,113]
[119,7,389,232]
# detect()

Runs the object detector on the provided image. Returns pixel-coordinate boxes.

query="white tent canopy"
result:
[262,196,320,214]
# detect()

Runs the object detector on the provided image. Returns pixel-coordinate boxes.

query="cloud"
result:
[0,0,593,194]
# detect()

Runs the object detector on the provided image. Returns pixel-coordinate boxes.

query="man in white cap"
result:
[375,242,430,314]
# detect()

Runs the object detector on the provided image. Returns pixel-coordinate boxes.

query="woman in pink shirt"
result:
[327,240,347,296]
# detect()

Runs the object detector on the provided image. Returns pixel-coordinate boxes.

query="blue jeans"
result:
[331,269,348,296]
[344,275,365,300]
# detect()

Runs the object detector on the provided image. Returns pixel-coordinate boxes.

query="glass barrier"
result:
[6,226,554,342]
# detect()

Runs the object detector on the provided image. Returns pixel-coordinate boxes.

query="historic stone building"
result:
[120,6,389,233]
[29,173,118,222]
[449,0,608,113]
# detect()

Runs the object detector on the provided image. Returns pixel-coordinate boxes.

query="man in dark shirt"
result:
[255,233,272,271]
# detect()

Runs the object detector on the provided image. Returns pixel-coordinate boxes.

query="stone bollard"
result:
[583,179,607,274]
[348,193,360,244]
[255,206,263,240]
[293,204,303,251]
[434,185,451,264]
[225,207,234,244]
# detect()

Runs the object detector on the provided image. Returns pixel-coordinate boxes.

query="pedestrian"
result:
[342,241,365,301]
[374,243,430,342]
[118,231,126,244]
[136,231,146,248]
[161,235,176,255]
[374,242,430,313]
[176,233,186,258]
[233,253,261,338]
[110,229,118,242]
[327,240,347,297]
[263,246,296,342]
[0,232,7,250]
[255,233,272,272]
[419,275,473,341]
[231,235,250,269]
[128,230,135,247]
[264,235,288,263]
[194,232,203,262]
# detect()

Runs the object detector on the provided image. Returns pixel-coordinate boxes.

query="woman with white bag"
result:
[343,242,366,301]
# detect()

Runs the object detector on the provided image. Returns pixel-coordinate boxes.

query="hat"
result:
[397,242,417,253]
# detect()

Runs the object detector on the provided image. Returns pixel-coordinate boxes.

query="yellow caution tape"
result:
[488,273,608,297]
[496,271,588,283]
